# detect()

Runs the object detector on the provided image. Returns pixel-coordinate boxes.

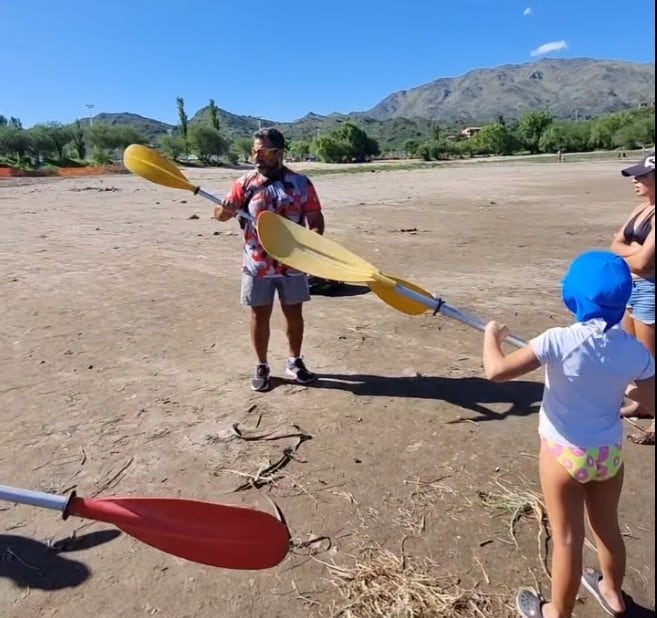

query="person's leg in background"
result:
[624,279,655,444]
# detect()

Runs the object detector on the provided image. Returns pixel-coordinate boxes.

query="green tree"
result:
[0,126,32,163]
[176,96,189,157]
[404,139,420,157]
[453,139,474,158]
[208,99,220,132]
[588,112,629,150]
[73,119,87,160]
[417,142,433,161]
[539,121,592,153]
[473,122,515,155]
[613,116,655,149]
[429,139,455,160]
[313,135,350,162]
[114,126,148,148]
[333,121,380,161]
[176,97,188,139]
[189,126,229,163]
[158,133,186,160]
[518,110,553,153]
[287,140,311,161]
[233,137,254,162]
[30,122,74,161]
[87,124,147,162]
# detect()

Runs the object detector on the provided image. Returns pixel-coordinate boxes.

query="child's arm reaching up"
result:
[483,321,542,382]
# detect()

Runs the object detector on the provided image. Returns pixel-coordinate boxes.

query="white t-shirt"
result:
[530,319,655,448]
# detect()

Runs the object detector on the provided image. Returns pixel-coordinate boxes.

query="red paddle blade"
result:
[66,496,290,570]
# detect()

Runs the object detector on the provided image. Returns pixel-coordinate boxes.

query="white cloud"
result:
[530,40,568,56]
[523,7,532,16]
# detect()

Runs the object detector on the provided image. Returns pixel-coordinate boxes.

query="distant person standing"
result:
[611,153,655,445]
[213,128,325,392]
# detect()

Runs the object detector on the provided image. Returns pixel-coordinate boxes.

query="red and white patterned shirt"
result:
[225,168,322,277]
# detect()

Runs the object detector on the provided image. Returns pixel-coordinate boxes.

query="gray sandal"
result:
[580,568,625,616]
[516,588,545,617]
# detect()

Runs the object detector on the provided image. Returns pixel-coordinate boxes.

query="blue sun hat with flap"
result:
[561,250,632,331]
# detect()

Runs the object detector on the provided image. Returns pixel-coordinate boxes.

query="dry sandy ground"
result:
[0,158,654,617]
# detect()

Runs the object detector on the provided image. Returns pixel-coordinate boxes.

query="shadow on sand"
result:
[0,530,120,590]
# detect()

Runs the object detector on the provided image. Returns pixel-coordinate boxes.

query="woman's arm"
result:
[482,321,541,382]
[622,220,655,276]
[610,204,647,257]
[610,232,642,257]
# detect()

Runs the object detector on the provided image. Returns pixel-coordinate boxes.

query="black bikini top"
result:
[624,207,655,245]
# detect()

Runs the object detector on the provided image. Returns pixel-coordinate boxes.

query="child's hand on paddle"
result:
[485,320,509,343]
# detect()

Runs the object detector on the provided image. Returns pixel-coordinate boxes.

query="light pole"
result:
[85,104,95,127]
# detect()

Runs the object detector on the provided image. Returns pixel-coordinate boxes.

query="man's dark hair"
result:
[253,127,285,150]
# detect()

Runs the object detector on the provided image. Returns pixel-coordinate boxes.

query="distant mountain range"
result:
[364,57,654,122]
[88,57,655,148]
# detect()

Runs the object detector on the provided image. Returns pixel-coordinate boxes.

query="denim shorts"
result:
[627,277,655,325]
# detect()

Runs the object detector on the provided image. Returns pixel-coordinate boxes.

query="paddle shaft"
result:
[394,284,528,348]
[0,484,69,512]
[193,187,254,223]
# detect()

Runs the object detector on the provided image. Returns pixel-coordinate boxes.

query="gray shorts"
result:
[241,274,311,307]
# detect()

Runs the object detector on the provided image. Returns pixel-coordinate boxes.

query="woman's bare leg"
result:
[628,318,655,442]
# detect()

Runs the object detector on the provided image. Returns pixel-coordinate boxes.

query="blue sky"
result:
[2,0,654,127]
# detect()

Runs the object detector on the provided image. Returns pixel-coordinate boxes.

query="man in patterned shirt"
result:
[214,128,325,392]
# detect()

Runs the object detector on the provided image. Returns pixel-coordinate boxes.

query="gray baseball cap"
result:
[621,153,655,177]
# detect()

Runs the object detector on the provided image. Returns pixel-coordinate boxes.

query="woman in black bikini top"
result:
[610,153,655,445]
[624,205,655,248]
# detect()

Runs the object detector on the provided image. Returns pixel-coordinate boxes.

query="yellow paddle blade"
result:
[123,144,197,192]
[256,211,378,283]
[370,273,434,315]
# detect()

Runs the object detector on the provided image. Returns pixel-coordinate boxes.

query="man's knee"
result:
[251,304,273,322]
[281,302,303,321]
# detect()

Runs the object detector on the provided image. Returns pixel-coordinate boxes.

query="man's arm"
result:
[305,210,325,235]
[213,180,245,222]
[214,199,243,221]
[303,178,324,235]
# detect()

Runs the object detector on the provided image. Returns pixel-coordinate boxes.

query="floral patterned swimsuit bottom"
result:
[542,440,624,483]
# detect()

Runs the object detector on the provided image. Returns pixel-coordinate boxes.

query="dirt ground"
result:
[1,157,654,617]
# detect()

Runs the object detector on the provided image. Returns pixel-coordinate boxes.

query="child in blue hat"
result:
[482,250,655,618]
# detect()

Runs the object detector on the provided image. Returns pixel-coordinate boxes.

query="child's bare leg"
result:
[539,442,585,618]
[584,467,626,614]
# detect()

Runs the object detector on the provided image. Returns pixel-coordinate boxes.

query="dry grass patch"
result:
[477,479,551,578]
[316,545,514,618]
